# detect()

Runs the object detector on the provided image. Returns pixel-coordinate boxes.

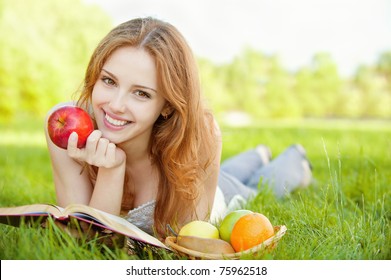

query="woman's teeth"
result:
[105,114,130,126]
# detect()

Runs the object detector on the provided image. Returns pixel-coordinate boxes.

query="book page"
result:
[0,204,63,217]
[63,204,167,249]
[0,203,167,249]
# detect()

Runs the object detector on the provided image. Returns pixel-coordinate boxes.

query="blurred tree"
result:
[224,49,267,117]
[376,51,391,91]
[261,56,301,119]
[294,67,320,117]
[354,65,391,118]
[198,58,235,114]
[200,48,270,119]
[376,52,391,77]
[0,0,112,120]
[1,2,390,121]
[310,53,343,117]
[200,48,391,120]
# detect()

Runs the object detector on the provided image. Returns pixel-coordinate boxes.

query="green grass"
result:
[0,118,390,259]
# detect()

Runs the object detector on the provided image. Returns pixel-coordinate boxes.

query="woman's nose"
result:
[108,92,126,113]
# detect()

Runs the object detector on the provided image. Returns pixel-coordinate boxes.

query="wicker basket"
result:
[165,225,287,260]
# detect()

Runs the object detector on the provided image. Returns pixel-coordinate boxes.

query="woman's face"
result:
[91,46,166,145]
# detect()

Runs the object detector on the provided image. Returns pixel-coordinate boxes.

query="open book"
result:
[0,203,168,250]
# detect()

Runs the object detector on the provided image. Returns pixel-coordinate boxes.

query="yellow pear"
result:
[178,220,219,239]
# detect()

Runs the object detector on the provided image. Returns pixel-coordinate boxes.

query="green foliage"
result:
[0,0,112,120]
[0,118,390,259]
[1,1,390,121]
[200,49,391,120]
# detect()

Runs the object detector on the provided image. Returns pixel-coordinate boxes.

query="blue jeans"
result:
[218,145,310,202]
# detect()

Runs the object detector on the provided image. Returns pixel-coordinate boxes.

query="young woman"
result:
[45,17,312,237]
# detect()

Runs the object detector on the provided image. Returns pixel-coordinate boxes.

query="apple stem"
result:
[57,118,65,126]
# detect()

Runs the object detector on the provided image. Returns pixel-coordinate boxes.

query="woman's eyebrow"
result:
[101,68,157,93]
[102,68,117,79]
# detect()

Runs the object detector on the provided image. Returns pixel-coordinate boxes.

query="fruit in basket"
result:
[230,213,274,252]
[47,105,94,149]
[177,235,235,254]
[178,220,219,239]
[218,209,253,243]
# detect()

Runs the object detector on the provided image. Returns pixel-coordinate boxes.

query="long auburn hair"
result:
[77,17,217,234]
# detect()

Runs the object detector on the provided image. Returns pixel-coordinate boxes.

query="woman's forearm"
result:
[88,162,126,215]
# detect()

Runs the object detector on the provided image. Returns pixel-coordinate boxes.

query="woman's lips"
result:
[103,111,132,129]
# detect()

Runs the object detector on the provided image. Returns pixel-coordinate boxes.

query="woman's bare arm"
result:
[45,104,126,215]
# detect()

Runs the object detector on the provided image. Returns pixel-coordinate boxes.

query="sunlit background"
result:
[1,1,390,263]
[1,0,390,123]
[88,0,391,77]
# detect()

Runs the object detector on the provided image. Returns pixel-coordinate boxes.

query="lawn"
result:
[0,118,390,259]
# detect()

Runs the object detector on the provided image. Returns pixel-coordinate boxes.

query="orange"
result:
[230,213,274,252]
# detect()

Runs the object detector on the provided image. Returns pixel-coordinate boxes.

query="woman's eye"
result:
[135,90,151,99]
[102,77,116,86]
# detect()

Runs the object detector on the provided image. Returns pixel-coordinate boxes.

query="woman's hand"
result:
[67,130,126,169]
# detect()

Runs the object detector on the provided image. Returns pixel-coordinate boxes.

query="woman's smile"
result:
[103,110,132,130]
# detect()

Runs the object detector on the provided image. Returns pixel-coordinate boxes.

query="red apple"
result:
[47,105,94,149]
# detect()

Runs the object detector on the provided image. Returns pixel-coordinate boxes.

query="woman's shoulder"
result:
[202,111,222,140]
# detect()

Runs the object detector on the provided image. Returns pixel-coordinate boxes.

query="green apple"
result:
[178,220,220,239]
[218,209,253,243]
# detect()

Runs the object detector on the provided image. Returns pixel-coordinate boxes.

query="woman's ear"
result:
[161,105,174,119]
